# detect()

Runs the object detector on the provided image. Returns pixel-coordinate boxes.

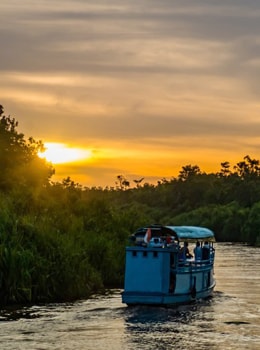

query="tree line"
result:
[0,105,260,305]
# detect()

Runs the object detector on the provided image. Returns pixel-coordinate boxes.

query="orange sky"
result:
[1,1,260,188]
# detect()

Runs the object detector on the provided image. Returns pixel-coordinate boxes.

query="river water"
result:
[0,243,259,350]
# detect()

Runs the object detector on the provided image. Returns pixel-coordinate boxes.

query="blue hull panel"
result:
[122,283,215,306]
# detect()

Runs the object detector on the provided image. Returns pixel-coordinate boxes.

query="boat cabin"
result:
[122,225,216,306]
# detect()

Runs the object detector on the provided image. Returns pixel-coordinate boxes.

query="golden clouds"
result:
[1,1,260,187]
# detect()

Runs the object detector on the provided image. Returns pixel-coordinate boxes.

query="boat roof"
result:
[132,225,215,243]
[165,226,215,242]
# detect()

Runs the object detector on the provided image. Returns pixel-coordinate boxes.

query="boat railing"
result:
[178,250,215,269]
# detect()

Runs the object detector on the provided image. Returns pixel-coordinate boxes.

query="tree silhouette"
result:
[133,177,144,188]
[178,165,201,181]
[0,105,54,191]
[116,175,130,190]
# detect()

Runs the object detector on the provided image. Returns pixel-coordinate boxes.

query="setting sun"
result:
[38,142,92,164]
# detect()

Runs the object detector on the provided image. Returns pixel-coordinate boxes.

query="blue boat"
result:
[122,225,216,306]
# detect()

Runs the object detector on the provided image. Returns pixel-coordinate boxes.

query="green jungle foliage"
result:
[1,105,260,305]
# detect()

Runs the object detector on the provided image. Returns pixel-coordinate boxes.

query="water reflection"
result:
[0,308,40,321]
[123,298,219,350]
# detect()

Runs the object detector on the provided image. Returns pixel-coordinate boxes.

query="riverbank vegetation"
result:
[1,105,260,305]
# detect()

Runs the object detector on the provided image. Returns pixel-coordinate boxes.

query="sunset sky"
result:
[1,0,260,188]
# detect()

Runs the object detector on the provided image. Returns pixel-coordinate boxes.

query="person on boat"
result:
[202,241,210,261]
[193,241,202,261]
[166,235,172,245]
[179,241,193,260]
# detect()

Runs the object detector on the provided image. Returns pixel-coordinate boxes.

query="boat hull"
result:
[122,281,216,306]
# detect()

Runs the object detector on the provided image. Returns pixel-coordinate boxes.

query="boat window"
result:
[132,251,137,257]
[153,251,158,258]
[143,251,147,257]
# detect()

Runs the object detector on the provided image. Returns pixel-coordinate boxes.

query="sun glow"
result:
[38,142,92,164]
